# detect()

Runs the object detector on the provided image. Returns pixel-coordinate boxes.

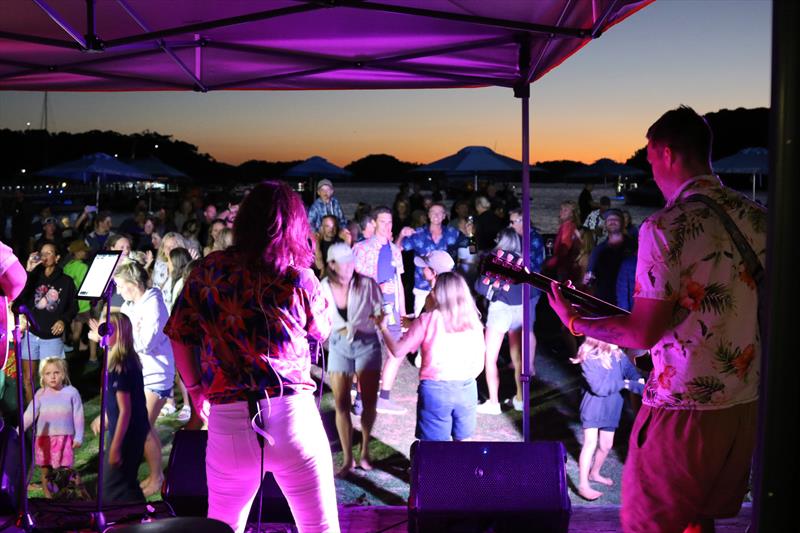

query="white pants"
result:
[412,287,430,317]
[206,393,340,533]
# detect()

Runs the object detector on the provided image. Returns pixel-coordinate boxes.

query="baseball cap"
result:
[414,250,455,274]
[326,242,354,264]
[317,179,334,192]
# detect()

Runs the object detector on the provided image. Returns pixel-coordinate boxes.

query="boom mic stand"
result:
[12,312,33,532]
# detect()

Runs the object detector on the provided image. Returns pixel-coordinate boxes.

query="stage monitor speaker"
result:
[162,430,293,524]
[0,422,22,513]
[408,440,571,533]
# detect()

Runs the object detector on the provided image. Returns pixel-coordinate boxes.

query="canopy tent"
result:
[1,1,652,92]
[713,147,768,200]
[568,157,646,178]
[414,145,546,189]
[34,151,149,207]
[1,0,654,445]
[125,156,189,182]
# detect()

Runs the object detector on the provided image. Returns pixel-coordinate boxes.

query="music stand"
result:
[77,250,123,531]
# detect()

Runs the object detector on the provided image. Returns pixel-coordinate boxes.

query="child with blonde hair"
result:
[90,312,150,502]
[572,337,644,500]
[23,357,84,498]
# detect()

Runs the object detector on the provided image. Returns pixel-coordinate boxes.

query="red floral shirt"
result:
[164,250,331,405]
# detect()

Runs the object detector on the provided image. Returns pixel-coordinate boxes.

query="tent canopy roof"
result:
[713,147,769,175]
[34,151,150,183]
[1,0,651,92]
[415,145,544,174]
[284,155,352,179]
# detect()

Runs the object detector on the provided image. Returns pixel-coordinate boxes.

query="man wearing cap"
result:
[583,208,637,308]
[396,203,468,317]
[33,216,63,253]
[411,250,455,315]
[308,179,348,234]
[583,196,612,242]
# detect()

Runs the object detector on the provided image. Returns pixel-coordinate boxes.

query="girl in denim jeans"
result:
[377,272,484,441]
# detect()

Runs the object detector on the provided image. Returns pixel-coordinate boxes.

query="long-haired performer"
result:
[165,181,339,533]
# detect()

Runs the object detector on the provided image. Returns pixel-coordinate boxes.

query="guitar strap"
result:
[685,193,767,345]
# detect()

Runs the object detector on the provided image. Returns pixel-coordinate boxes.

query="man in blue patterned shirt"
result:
[396,203,469,316]
[307,179,348,233]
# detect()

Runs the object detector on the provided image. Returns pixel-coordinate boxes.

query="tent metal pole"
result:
[32,0,87,49]
[753,1,798,530]
[516,35,533,443]
[520,92,532,443]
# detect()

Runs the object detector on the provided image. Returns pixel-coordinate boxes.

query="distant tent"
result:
[284,156,352,180]
[414,146,545,189]
[126,156,189,182]
[568,158,646,179]
[34,152,149,207]
[713,147,768,200]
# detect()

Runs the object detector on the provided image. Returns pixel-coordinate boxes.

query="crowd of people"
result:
[0,105,763,533]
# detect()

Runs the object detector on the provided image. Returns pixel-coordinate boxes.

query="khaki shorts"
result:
[621,401,757,533]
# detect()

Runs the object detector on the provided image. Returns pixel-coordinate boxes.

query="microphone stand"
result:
[12,312,33,532]
[91,280,115,532]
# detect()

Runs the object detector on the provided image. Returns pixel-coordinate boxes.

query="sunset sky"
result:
[0,0,772,167]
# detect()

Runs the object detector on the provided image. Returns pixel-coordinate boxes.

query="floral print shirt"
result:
[163,250,332,405]
[352,236,404,282]
[635,175,766,410]
[401,225,468,290]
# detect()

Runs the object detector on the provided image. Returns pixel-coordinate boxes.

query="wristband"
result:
[567,315,584,337]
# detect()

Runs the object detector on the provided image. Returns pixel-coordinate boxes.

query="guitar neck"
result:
[518,270,630,317]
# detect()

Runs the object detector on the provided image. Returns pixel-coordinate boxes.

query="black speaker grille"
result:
[410,441,569,514]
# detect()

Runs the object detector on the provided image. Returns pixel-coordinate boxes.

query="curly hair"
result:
[233,180,314,274]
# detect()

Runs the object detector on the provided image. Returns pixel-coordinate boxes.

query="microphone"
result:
[16,305,40,332]
[98,322,115,337]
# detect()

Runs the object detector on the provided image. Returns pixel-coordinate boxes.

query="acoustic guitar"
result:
[479,250,630,318]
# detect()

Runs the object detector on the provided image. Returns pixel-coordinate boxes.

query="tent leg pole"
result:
[520,93,532,444]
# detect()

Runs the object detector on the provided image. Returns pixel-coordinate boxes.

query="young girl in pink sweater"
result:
[23,357,84,498]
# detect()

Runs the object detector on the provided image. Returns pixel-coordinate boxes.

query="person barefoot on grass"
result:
[572,338,644,500]
[320,243,382,476]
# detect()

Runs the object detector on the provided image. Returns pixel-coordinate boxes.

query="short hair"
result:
[358,213,375,231]
[105,233,132,251]
[321,214,339,229]
[646,105,712,165]
[599,196,611,207]
[475,196,491,210]
[428,202,447,213]
[232,180,314,274]
[95,211,112,226]
[371,206,392,219]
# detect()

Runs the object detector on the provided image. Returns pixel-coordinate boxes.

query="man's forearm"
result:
[571,314,650,350]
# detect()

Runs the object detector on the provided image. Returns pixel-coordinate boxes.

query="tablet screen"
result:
[77,251,122,300]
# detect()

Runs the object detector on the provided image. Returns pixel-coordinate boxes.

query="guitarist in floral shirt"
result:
[548,106,765,533]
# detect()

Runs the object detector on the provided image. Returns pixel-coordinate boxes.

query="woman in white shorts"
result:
[475,228,539,415]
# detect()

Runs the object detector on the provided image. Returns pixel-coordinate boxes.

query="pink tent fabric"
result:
[1,0,652,92]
